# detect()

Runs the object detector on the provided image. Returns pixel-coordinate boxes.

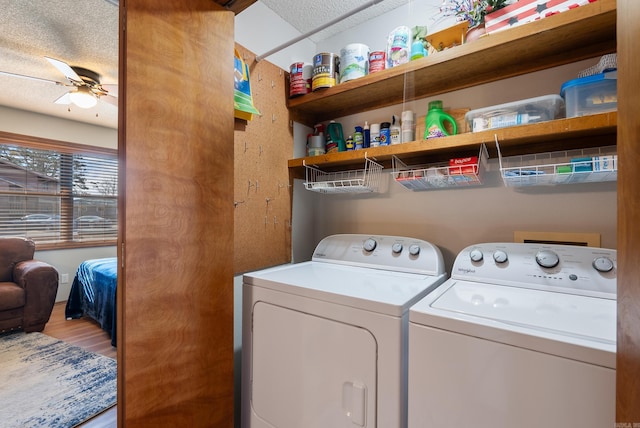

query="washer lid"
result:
[410,280,616,367]
[244,261,447,317]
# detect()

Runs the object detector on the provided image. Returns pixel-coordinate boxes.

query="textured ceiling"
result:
[0,0,119,128]
[260,0,410,42]
[0,0,402,130]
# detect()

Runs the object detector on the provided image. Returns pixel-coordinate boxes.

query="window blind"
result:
[0,133,118,248]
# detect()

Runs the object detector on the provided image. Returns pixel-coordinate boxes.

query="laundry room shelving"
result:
[498,142,617,187]
[392,144,488,190]
[287,0,617,181]
[303,156,384,194]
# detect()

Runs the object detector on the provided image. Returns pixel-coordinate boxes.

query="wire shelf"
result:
[392,144,488,190]
[303,155,384,194]
[497,141,617,187]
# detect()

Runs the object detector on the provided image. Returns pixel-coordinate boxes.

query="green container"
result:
[327,121,346,152]
[424,100,457,139]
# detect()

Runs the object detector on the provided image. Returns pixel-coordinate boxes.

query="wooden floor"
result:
[43,301,117,427]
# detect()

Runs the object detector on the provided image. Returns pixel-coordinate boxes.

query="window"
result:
[0,131,118,249]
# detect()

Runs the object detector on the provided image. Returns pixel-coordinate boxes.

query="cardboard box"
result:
[570,157,593,172]
[425,21,468,52]
[449,156,479,176]
[592,155,616,172]
[485,0,597,34]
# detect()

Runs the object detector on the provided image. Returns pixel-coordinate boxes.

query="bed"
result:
[65,257,117,346]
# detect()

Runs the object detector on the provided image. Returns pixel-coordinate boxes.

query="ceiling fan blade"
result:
[45,56,82,82]
[53,92,72,105]
[0,69,67,86]
[101,84,118,97]
[100,94,118,107]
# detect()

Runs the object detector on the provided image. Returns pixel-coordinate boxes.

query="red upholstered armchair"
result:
[0,237,59,333]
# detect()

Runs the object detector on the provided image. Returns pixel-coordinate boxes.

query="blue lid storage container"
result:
[560,71,617,118]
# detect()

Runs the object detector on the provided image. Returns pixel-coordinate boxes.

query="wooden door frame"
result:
[117,2,235,426]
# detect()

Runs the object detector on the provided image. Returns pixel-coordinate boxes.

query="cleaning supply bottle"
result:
[327,120,346,151]
[346,135,354,151]
[401,110,415,142]
[370,123,380,147]
[390,115,401,144]
[325,132,337,153]
[353,126,364,150]
[363,122,371,148]
[380,122,391,146]
[424,100,457,139]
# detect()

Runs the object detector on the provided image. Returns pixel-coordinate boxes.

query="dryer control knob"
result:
[593,257,614,272]
[536,250,559,268]
[409,244,421,256]
[392,243,403,254]
[469,249,484,262]
[363,238,377,252]
[493,250,508,264]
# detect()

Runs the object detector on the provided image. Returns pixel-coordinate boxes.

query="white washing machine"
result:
[408,242,616,428]
[241,234,447,428]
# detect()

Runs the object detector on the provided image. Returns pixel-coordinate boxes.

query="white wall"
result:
[0,105,118,301]
[38,246,117,302]
[234,2,316,70]
[0,105,117,148]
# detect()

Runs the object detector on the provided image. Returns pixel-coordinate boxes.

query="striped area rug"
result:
[0,331,117,427]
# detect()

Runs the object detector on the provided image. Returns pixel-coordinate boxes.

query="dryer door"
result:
[251,301,377,427]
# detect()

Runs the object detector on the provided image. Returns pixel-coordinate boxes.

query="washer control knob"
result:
[469,248,484,262]
[392,243,403,254]
[535,250,560,268]
[409,244,421,256]
[593,257,614,272]
[493,250,508,264]
[363,238,377,252]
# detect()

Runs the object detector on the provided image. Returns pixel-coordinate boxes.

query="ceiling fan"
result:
[0,57,117,109]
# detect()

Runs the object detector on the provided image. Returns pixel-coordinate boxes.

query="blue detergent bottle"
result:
[424,100,457,139]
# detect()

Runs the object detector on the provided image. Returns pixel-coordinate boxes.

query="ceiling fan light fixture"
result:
[69,86,98,108]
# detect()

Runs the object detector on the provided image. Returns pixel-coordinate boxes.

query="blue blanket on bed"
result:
[65,257,117,346]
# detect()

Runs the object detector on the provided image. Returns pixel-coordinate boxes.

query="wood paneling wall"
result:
[118,1,234,426]
[617,1,640,423]
[233,44,293,274]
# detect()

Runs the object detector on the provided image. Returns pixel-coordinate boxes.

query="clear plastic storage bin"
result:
[465,94,565,132]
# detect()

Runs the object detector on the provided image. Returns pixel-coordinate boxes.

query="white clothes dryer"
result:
[408,242,616,428]
[241,234,447,428]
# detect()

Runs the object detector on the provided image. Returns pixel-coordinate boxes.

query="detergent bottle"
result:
[327,121,346,152]
[424,100,457,139]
